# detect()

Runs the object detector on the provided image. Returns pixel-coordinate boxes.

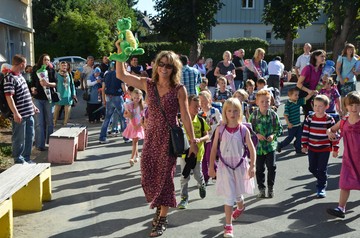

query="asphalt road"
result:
[13,82,360,238]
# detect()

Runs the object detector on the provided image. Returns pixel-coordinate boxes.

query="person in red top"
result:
[301,95,339,198]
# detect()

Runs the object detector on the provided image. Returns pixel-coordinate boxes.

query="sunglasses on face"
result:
[158,61,174,69]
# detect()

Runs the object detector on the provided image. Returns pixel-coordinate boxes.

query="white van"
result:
[52,56,86,70]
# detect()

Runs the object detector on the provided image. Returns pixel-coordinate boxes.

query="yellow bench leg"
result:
[12,168,52,211]
[0,198,13,238]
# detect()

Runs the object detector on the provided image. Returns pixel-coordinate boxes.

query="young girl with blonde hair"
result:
[209,98,256,238]
[123,88,145,166]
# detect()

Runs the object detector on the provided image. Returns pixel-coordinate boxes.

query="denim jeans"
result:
[279,125,302,152]
[308,150,330,191]
[256,151,276,190]
[234,80,244,90]
[33,98,54,149]
[99,95,126,141]
[12,116,34,163]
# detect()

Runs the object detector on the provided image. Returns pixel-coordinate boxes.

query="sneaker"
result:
[317,189,326,198]
[223,225,234,238]
[124,138,132,143]
[111,131,119,137]
[268,188,274,198]
[232,206,245,220]
[177,196,188,209]
[327,207,345,218]
[257,188,266,198]
[99,140,110,144]
[199,184,206,199]
[276,143,281,153]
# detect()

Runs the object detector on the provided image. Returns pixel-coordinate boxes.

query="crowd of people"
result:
[2,41,360,238]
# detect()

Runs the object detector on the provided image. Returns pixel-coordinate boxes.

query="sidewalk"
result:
[13,84,360,238]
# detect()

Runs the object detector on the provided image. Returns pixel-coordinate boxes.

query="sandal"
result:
[129,159,135,166]
[152,206,161,227]
[149,216,167,237]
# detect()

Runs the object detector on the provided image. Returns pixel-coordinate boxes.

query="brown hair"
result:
[314,94,330,106]
[245,79,255,87]
[309,50,326,66]
[288,87,299,96]
[12,54,26,66]
[341,43,356,57]
[344,91,360,106]
[152,51,182,88]
[131,88,145,111]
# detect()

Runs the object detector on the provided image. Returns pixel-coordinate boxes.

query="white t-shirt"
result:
[295,54,310,74]
[268,60,284,76]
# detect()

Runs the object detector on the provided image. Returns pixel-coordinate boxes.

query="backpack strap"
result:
[197,114,205,137]
[217,124,245,170]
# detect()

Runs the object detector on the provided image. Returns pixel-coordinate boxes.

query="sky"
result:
[135,0,157,16]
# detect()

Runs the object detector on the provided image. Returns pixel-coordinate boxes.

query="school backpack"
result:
[210,122,258,170]
[0,73,15,118]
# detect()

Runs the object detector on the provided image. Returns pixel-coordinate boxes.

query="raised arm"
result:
[115,40,147,92]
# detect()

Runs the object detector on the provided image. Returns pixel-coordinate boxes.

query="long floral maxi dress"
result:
[141,79,182,209]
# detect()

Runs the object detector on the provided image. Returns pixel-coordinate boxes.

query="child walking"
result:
[249,90,282,198]
[178,95,210,209]
[301,95,339,198]
[208,98,256,238]
[123,88,145,166]
[326,91,360,218]
[277,87,314,154]
[198,91,222,185]
[318,77,341,120]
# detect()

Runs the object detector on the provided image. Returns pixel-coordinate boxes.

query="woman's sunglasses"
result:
[158,61,174,69]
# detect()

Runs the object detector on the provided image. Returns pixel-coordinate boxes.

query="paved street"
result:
[13,82,360,238]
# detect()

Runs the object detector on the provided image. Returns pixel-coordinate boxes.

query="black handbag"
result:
[50,87,60,102]
[154,85,190,157]
[82,89,90,101]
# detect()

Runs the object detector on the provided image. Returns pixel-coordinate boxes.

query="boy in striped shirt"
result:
[301,95,339,198]
[277,87,314,154]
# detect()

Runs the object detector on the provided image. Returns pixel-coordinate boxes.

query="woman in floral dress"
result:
[116,48,198,237]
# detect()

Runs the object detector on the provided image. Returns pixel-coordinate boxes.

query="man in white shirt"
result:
[81,56,94,90]
[267,56,284,90]
[295,43,312,79]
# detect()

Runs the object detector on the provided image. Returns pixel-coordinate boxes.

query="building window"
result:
[242,0,254,9]
[244,30,251,38]
[266,31,272,43]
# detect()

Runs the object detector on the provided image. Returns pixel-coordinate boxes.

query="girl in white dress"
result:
[209,98,256,238]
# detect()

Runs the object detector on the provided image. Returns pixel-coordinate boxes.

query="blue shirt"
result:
[181,65,201,95]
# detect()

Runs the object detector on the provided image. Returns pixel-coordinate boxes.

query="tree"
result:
[262,1,323,70]
[152,0,223,64]
[324,0,360,60]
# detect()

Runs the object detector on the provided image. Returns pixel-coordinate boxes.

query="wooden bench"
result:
[48,126,88,164]
[0,163,52,238]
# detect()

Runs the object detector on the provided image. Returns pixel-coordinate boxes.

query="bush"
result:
[0,115,11,129]
[136,37,269,66]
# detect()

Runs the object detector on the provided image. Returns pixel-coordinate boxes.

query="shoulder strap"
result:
[154,85,172,129]
[197,115,205,137]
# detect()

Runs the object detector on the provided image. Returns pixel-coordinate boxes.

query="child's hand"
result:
[257,134,266,141]
[248,165,255,178]
[208,167,216,178]
[301,147,308,153]
[266,134,274,142]
[332,151,338,158]
[327,129,337,141]
[287,123,293,129]
[194,138,201,144]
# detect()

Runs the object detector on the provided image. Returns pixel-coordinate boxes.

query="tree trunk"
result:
[189,41,202,66]
[283,33,294,71]
[331,4,358,60]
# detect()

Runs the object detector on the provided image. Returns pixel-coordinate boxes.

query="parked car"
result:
[52,56,86,71]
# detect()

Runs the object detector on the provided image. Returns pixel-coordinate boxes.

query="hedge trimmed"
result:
[137,37,269,66]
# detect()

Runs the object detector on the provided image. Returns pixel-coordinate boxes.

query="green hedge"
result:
[136,37,269,66]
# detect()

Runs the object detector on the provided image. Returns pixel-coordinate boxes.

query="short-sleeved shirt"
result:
[216,61,235,75]
[184,115,210,161]
[213,88,232,102]
[181,65,201,95]
[337,56,357,83]
[295,54,311,73]
[4,72,34,117]
[319,88,340,113]
[284,98,305,127]
[300,65,323,91]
